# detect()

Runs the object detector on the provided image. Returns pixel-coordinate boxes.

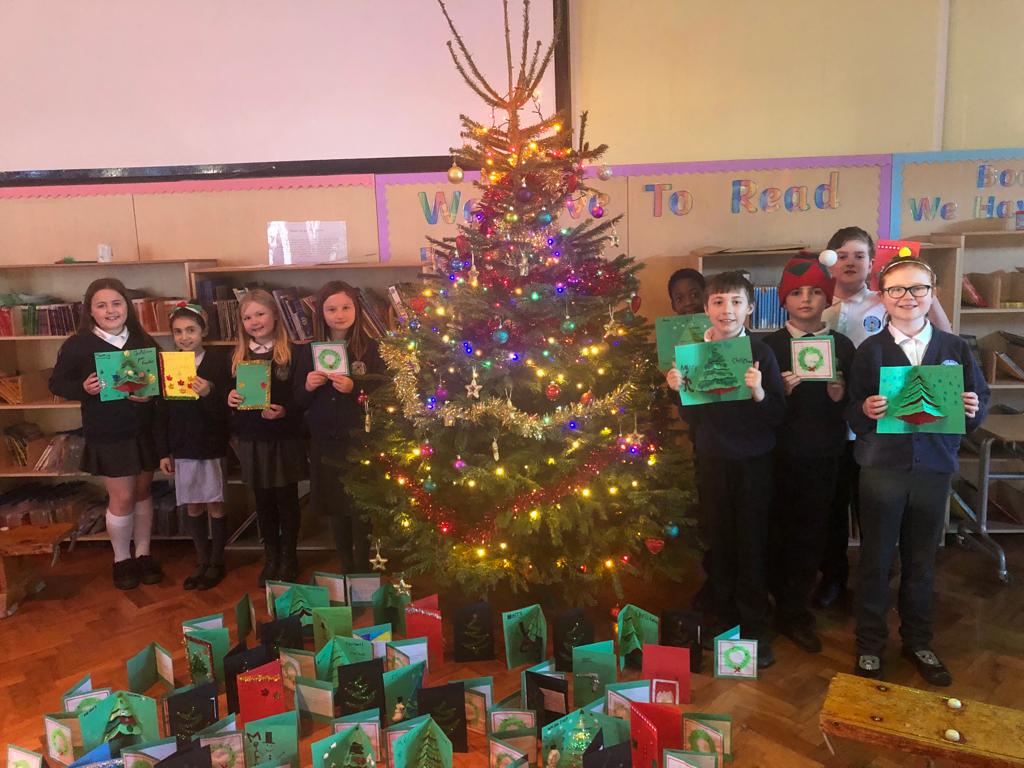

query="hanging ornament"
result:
[465,368,482,399]
[453,455,467,471]
[580,390,593,405]
[436,385,449,400]
[665,522,680,539]
[369,539,388,571]
[516,185,534,203]
[419,442,434,458]
[364,400,371,433]
[467,251,480,284]
[396,575,412,597]
[644,538,665,555]
[566,174,579,193]
[630,292,642,313]
[592,205,605,219]
[545,383,561,400]
[423,476,437,493]
[492,328,509,344]
[356,390,368,406]
[408,318,421,331]
[560,318,576,333]
[610,603,621,619]
[447,160,465,184]
[598,164,614,181]
[505,211,519,223]
[537,210,553,225]
[603,306,619,336]
[519,254,530,277]
[491,437,500,462]
[455,234,471,257]
[444,413,456,427]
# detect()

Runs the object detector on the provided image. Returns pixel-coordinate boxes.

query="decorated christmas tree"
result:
[342,675,377,713]
[696,346,739,395]
[462,613,492,658]
[893,369,945,424]
[347,0,694,600]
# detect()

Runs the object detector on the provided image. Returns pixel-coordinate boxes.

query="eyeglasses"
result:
[882,284,932,298]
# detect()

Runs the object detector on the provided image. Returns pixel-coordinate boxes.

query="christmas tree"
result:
[893,369,945,424]
[416,724,446,768]
[696,346,739,395]
[617,614,643,668]
[102,693,142,752]
[341,675,377,714]
[460,612,493,659]
[112,353,149,393]
[347,0,693,601]
[429,699,462,740]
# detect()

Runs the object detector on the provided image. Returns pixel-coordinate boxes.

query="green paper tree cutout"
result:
[696,347,739,395]
[619,614,643,668]
[327,643,351,685]
[103,693,142,752]
[415,726,445,768]
[518,617,542,656]
[188,649,213,684]
[892,370,945,425]
[342,675,376,713]
[560,618,587,668]
[430,700,461,740]
[287,592,315,621]
[341,740,372,768]
[112,353,150,394]
[461,613,491,658]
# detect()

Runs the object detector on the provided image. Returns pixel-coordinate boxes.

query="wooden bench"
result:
[820,672,1024,767]
[0,522,73,616]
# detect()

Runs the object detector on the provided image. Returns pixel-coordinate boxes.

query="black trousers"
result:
[310,439,370,572]
[855,467,950,655]
[821,440,859,586]
[770,453,840,629]
[699,451,774,640]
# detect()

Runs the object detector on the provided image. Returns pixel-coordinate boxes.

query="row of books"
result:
[750,285,789,331]
[0,302,82,336]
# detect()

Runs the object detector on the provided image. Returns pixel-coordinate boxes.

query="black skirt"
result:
[235,437,308,490]
[81,434,160,478]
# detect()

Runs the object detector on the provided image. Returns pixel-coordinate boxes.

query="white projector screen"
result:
[0,0,558,173]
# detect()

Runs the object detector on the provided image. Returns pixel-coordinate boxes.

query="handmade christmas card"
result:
[336,658,386,721]
[583,739,632,768]
[315,636,374,684]
[683,713,732,764]
[44,711,85,765]
[345,573,381,607]
[223,642,274,714]
[616,604,659,669]
[237,659,287,726]
[126,644,175,695]
[714,626,758,679]
[155,743,214,768]
[198,732,245,768]
[642,644,691,705]
[311,605,353,652]
[878,364,966,434]
[274,584,330,630]
[184,629,229,686]
[310,341,350,375]
[453,600,495,662]
[790,335,836,381]
[258,614,303,654]
[94,348,159,402]
[656,314,712,370]
[541,709,601,768]
[68,741,113,767]
[456,676,493,735]
[311,725,376,768]
[159,351,199,400]
[63,675,113,714]
[487,736,529,768]
[674,336,753,406]
[182,612,225,632]
[502,604,547,670]
[118,736,177,768]
[234,361,271,410]
[354,622,392,659]
[333,709,382,761]
[372,582,411,636]
[664,749,719,768]
[605,681,650,722]
[234,593,255,642]
[6,745,44,768]
[554,608,595,672]
[193,714,237,739]
[242,710,298,768]
[263,580,295,617]
[79,691,160,755]
[629,702,684,768]
[405,593,444,670]
[383,660,425,726]
[294,675,335,723]
[519,660,564,708]
[524,670,570,727]
[166,682,218,747]
[419,682,468,752]
[279,646,316,692]
[386,637,429,672]
[660,611,704,674]
[390,716,453,768]
[488,706,537,767]
[311,571,347,605]
[571,641,616,708]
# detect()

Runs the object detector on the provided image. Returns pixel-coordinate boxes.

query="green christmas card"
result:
[43,712,84,766]
[664,748,719,768]
[683,712,733,763]
[519,660,564,708]
[333,709,382,761]
[674,336,753,406]
[295,675,335,723]
[62,675,113,715]
[790,335,836,381]
[126,643,174,694]
[279,646,316,692]
[571,641,616,708]
[502,604,547,670]
[234,593,255,642]
[243,710,298,768]
[311,341,350,375]
[312,605,354,652]
[6,745,44,768]
[713,626,757,679]
[605,680,650,722]
[118,737,177,768]
[315,636,374,685]
[273,584,330,630]
[386,638,429,672]
[79,691,160,754]
[390,716,453,768]
[878,364,965,434]
[94,348,159,401]
[235,360,271,410]
[311,570,348,605]
[346,573,382,607]
[616,605,659,670]
[311,725,376,768]
[384,660,425,727]
[488,736,529,768]
[457,676,493,734]
[373,582,411,636]
[656,314,712,371]
[487,706,537,767]
[198,732,245,768]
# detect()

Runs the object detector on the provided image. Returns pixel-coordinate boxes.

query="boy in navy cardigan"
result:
[667,271,786,668]
[847,258,989,686]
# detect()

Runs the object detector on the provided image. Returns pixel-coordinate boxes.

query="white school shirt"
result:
[822,286,886,348]
[785,321,827,339]
[194,349,206,367]
[92,325,129,349]
[248,339,274,354]
[888,321,933,366]
[703,327,747,342]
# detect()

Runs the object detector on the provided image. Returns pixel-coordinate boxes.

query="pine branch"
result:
[445,42,505,109]
[503,0,514,102]
[437,0,506,105]
[519,0,530,81]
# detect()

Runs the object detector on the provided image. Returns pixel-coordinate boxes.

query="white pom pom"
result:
[819,249,838,268]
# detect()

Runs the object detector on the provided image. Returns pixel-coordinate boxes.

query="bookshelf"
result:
[695,246,806,333]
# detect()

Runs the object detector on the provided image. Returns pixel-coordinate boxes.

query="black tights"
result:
[254,483,300,563]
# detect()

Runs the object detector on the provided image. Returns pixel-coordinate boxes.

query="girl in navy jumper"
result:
[155,303,232,591]
[847,259,989,686]
[49,278,164,590]
[294,281,385,572]
[226,289,307,585]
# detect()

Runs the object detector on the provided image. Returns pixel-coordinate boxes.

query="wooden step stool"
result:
[820,672,1024,766]
[0,522,73,616]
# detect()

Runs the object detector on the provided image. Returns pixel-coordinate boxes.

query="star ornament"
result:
[370,550,388,571]
[465,379,482,398]
[396,576,412,597]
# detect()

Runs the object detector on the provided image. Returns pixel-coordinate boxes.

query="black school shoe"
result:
[903,648,952,687]
[812,580,847,610]
[777,623,823,654]
[854,653,884,680]
[113,558,140,590]
[136,555,164,585]
[198,564,227,591]
[183,564,208,590]
[757,642,776,669]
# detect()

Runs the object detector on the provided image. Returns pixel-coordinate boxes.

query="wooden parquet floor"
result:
[2,534,1022,767]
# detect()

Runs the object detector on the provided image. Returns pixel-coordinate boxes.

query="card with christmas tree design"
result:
[62,675,113,714]
[333,709,382,760]
[878,364,965,434]
[198,733,245,768]
[159,351,199,399]
[683,712,732,764]
[118,736,177,768]
[295,675,335,723]
[553,608,595,672]
[571,641,616,708]
[453,600,495,661]
[674,336,753,406]
[541,709,602,768]
[94,348,160,402]
[656,314,712,371]
[6,745,44,768]
[604,681,650,723]
[455,676,493,734]
[237,659,287,726]
[79,691,160,754]
[336,658,386,722]
[311,571,347,605]
[126,643,175,695]
[166,682,218,747]
[790,335,836,381]
[384,713,430,762]
[242,710,298,768]
[184,628,230,686]
[616,605,659,670]
[315,636,374,685]
[234,593,255,642]
[278,646,315,693]
[223,643,274,714]
[502,604,547,670]
[390,715,453,768]
[713,626,757,679]
[311,725,377,768]
[664,749,719,768]
[418,682,468,752]
[660,611,704,674]
[582,738,632,768]
[258,614,303,655]
[311,341,350,375]
[234,360,271,410]
[311,605,353,652]
[263,580,295,617]
[383,660,425,727]
[275,584,330,632]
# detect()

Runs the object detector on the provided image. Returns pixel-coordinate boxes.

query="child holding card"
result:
[665,271,785,668]
[49,278,164,590]
[847,258,988,685]
[155,303,232,590]
[763,254,855,653]
[227,289,307,585]
[294,281,386,572]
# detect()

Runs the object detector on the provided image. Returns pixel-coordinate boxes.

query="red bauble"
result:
[356,390,368,405]
[565,174,579,193]
[644,537,665,555]
[580,390,593,405]
[630,293,642,313]
[455,235,471,257]
[545,383,561,400]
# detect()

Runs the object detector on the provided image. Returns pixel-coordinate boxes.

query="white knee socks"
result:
[106,510,133,562]
[133,497,154,557]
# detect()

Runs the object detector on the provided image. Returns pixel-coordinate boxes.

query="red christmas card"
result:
[237,658,287,726]
[629,702,684,768]
[641,644,691,705]
[405,594,443,671]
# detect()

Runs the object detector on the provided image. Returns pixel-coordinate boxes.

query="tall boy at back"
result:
[666,271,786,667]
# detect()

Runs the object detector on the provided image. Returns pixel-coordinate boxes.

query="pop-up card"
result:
[311,725,376,768]
[6,745,44,768]
[616,604,659,670]
[664,749,719,768]
[502,604,547,669]
[488,706,537,766]
[264,579,295,617]
[316,636,373,684]
[234,593,255,642]
[274,584,330,630]
[258,615,303,654]
[333,709,382,759]
[118,736,178,768]
[279,646,316,692]
[166,682,218,747]
[311,341,350,375]
[79,691,160,755]
[386,637,429,672]
[453,600,495,662]
[223,643,274,714]
[159,351,199,400]
[384,713,429,762]
[44,711,85,765]
[642,644,691,705]
[390,715,453,768]
[683,713,732,764]
[346,573,381,607]
[242,710,298,768]
[572,641,616,708]
[656,314,712,370]
[405,594,444,670]
[294,675,335,723]
[311,571,347,604]
[541,709,601,768]
[554,608,595,672]
[63,675,113,714]
[605,680,650,722]
[661,611,703,674]
[713,626,758,679]
[583,738,632,768]
[355,622,392,659]
[95,348,159,402]
[879,364,965,434]
[237,659,287,726]
[418,682,468,752]
[336,658,386,721]
[629,702,684,768]
[126,644,175,695]
[372,582,411,636]
[384,660,425,726]
[791,335,836,381]
[524,670,570,727]
[674,336,753,406]
[456,676,493,734]
[235,361,271,410]
[311,605,353,652]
